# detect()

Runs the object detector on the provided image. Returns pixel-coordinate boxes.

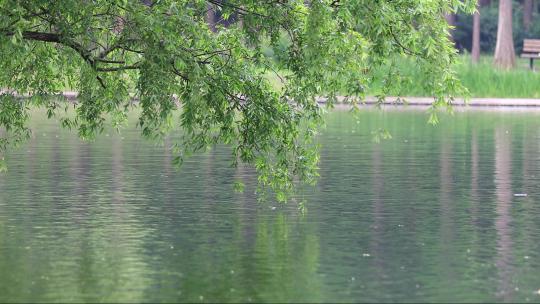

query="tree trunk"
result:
[206,4,217,32]
[494,0,515,69]
[472,7,481,63]
[524,0,533,32]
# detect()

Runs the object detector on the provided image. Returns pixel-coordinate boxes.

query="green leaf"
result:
[233,181,245,193]
[0,158,7,173]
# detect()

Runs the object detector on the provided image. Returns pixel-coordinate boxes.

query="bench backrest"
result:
[523,39,540,53]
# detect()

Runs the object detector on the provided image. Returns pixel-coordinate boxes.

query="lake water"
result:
[1,107,540,302]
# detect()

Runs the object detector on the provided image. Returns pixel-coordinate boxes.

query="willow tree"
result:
[0,0,475,201]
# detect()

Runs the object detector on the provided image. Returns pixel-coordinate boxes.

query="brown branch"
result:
[118,45,145,54]
[330,0,341,7]
[96,76,106,88]
[96,62,141,72]
[171,62,189,82]
[19,31,60,43]
[98,44,120,59]
[389,26,422,57]
[95,58,126,64]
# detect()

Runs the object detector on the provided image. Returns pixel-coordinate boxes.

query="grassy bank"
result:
[454,56,540,98]
[266,55,540,99]
[365,55,540,98]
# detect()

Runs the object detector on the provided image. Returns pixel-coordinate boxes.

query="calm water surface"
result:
[1,108,540,302]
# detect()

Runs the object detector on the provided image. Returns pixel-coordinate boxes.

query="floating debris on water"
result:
[362,253,371,257]
[514,193,528,197]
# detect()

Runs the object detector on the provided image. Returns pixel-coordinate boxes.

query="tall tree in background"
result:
[494,0,515,69]
[472,0,489,64]
[471,5,481,63]
[523,0,534,33]
[206,3,217,32]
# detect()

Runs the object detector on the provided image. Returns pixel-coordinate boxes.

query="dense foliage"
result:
[0,0,475,202]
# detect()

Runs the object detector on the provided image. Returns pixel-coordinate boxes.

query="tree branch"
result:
[389,26,422,57]
[96,62,141,72]
[6,31,108,88]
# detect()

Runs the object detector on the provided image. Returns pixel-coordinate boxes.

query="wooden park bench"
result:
[521,39,540,69]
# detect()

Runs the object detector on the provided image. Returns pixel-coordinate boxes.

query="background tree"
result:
[523,0,534,33]
[472,5,481,63]
[206,3,217,32]
[453,1,540,57]
[0,0,476,200]
[494,0,516,68]
[471,0,491,64]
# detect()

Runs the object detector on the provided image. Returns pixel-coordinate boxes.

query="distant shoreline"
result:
[7,91,540,107]
[317,96,540,107]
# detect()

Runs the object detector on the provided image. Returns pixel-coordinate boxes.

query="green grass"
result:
[380,55,540,98]
[366,55,540,98]
[265,55,540,99]
[454,56,540,98]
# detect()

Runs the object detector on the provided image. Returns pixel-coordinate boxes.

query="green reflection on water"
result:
[1,108,540,302]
